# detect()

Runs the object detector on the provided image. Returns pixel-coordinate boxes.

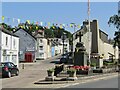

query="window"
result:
[40,39,42,43]
[39,46,43,50]
[6,37,8,46]
[39,53,44,57]
[13,39,16,48]
[10,63,15,67]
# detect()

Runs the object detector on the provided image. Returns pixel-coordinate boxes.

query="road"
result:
[1,55,119,89]
[65,75,118,88]
[1,55,60,88]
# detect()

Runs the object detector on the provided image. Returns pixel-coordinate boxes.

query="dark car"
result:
[60,57,67,63]
[68,52,73,60]
[0,62,19,78]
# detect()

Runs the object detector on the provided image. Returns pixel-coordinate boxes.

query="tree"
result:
[0,23,15,32]
[44,29,54,38]
[108,14,120,64]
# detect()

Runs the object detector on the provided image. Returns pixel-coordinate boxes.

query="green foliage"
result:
[108,15,120,30]
[103,61,108,66]
[90,63,96,67]
[47,68,55,73]
[0,23,15,32]
[44,29,54,38]
[0,22,72,41]
[108,15,120,48]
[67,68,76,73]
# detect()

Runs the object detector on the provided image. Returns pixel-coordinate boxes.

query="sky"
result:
[1,2,119,39]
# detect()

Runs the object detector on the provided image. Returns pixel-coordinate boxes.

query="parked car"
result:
[0,62,19,78]
[68,52,73,60]
[60,57,67,63]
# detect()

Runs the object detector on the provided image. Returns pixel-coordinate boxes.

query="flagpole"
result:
[88,0,91,67]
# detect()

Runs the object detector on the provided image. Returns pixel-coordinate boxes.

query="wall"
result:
[36,38,47,60]
[99,38,119,60]
[81,32,92,54]
[73,36,79,52]
[1,31,19,67]
[99,30,108,43]
[14,29,36,61]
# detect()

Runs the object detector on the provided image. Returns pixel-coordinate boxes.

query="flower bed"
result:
[68,65,91,75]
[70,65,90,71]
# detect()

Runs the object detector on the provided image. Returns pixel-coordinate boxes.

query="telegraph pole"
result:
[88,0,91,66]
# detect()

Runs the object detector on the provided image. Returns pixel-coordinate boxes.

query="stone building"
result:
[73,20,119,67]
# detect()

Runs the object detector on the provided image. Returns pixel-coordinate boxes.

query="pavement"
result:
[2,54,61,88]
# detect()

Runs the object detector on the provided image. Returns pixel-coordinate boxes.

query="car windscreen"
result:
[2,63,11,67]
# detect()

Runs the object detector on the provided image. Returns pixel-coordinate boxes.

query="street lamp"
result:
[70,23,76,53]
[62,26,66,55]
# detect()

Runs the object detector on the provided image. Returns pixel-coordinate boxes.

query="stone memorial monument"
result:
[74,42,88,66]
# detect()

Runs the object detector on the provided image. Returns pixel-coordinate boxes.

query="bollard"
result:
[22,64,24,69]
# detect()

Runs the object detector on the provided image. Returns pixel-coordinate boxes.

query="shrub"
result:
[90,63,96,67]
[67,68,76,74]
[47,68,55,73]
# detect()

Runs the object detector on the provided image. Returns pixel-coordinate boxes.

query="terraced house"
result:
[0,27,19,67]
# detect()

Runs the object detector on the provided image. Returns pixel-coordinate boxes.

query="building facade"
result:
[0,28,19,67]
[35,30,52,60]
[14,29,37,62]
[73,20,119,65]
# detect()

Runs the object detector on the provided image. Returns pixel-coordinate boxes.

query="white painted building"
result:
[59,38,70,54]
[0,27,19,67]
[35,30,51,60]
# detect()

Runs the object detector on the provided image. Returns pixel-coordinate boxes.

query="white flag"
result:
[13,18,15,23]
[40,22,43,26]
[18,19,20,24]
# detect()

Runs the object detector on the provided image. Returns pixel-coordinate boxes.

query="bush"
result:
[47,68,55,73]
[67,68,76,74]
[90,63,96,67]
[103,61,108,66]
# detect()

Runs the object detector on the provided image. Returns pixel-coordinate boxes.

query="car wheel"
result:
[8,72,11,78]
[16,70,19,76]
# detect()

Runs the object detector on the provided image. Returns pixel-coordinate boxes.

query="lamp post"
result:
[62,26,66,55]
[70,23,76,53]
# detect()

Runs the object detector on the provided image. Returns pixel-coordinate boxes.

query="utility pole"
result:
[88,0,91,66]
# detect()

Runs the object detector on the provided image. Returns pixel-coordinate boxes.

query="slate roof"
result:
[0,27,19,37]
